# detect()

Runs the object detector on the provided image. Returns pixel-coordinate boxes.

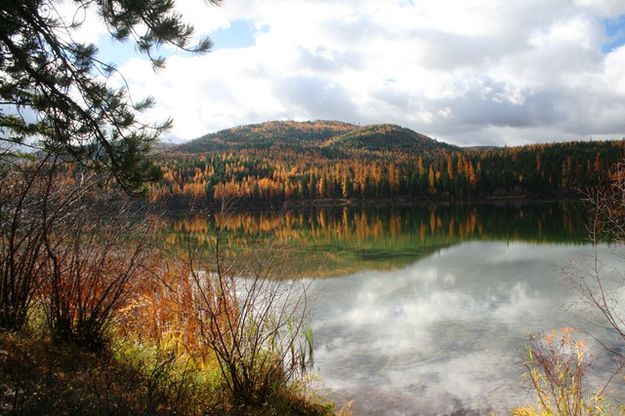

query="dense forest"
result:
[150,120,625,205]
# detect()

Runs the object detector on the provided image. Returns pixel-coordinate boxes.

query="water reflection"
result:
[164,203,625,414]
[308,242,625,415]
[166,203,589,276]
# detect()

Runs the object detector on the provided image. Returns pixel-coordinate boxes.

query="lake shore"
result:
[154,194,583,216]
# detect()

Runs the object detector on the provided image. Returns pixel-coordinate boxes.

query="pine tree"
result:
[0,0,220,190]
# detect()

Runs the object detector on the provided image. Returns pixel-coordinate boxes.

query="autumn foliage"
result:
[150,121,625,205]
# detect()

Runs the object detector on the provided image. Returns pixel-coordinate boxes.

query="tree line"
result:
[150,140,625,204]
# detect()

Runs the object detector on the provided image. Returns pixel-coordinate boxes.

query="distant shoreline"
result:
[151,194,583,216]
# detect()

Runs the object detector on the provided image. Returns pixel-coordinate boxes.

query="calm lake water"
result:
[167,202,625,415]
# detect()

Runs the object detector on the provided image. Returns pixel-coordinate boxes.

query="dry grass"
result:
[512,328,621,416]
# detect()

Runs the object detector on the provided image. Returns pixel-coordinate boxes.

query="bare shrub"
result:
[39,171,154,351]
[568,162,625,361]
[187,210,312,407]
[513,164,625,415]
[126,203,314,408]
[110,199,319,410]
[514,162,625,415]
[0,158,51,330]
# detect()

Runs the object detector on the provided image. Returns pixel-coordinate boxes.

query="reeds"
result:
[513,328,615,416]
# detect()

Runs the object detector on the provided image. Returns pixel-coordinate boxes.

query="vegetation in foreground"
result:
[0,331,336,416]
[0,0,342,412]
[0,167,341,416]
[512,329,616,416]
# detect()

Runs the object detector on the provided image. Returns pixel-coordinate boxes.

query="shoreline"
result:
[150,194,583,216]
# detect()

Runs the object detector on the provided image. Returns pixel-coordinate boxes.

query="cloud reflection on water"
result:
[307,242,617,415]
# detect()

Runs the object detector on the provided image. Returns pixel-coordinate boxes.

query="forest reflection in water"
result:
[163,202,588,277]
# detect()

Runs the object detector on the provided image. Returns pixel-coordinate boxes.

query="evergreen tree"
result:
[0,0,220,190]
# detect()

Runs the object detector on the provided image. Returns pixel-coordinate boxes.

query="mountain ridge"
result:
[177,120,453,154]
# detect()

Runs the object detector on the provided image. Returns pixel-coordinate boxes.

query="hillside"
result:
[322,124,457,153]
[178,120,356,152]
[178,120,453,155]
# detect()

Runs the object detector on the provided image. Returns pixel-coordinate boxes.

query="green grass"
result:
[0,330,339,416]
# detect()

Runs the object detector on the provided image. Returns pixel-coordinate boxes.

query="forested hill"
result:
[322,124,458,153]
[177,120,454,154]
[149,121,625,204]
[178,120,355,152]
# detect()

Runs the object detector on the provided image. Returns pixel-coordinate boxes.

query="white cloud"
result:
[574,0,625,17]
[55,0,108,44]
[92,0,625,145]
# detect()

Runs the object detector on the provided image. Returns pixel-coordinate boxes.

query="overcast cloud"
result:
[84,0,625,146]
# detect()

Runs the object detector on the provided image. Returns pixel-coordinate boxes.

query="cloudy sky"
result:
[82,0,625,146]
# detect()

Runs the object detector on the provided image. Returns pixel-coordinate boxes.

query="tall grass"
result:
[512,328,617,416]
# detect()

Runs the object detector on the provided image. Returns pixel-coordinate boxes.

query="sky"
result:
[73,0,625,146]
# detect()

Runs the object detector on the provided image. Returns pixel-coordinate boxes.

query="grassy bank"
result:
[0,329,340,416]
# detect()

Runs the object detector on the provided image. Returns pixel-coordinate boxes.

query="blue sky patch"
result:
[209,19,257,50]
[96,35,140,67]
[602,15,625,53]
[95,34,182,67]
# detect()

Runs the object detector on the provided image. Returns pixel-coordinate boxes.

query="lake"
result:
[166,202,625,415]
